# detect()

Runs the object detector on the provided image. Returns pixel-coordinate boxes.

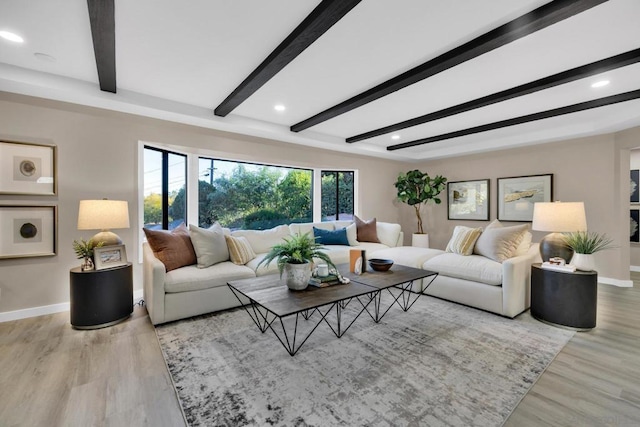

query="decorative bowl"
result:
[368,258,394,272]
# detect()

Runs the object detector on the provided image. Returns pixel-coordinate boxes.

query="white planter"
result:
[571,253,595,272]
[282,262,312,290]
[412,233,430,248]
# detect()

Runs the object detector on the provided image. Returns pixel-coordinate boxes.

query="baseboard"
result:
[599,276,634,288]
[630,265,640,272]
[0,289,145,323]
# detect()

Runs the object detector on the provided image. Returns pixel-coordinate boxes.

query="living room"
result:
[1,1,640,426]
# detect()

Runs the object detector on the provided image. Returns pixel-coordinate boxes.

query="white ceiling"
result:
[1,0,639,162]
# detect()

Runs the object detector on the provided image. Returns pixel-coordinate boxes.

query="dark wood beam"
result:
[387,89,640,151]
[87,0,116,93]
[348,48,640,143]
[291,0,609,132]
[214,0,361,117]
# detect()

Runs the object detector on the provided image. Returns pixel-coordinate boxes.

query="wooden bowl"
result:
[368,258,394,272]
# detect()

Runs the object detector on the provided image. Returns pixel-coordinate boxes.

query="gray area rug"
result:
[155,294,574,426]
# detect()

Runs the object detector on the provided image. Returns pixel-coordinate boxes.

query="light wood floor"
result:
[1,278,639,426]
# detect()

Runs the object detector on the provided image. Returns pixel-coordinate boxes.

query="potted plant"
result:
[258,232,336,290]
[72,238,104,271]
[563,231,615,271]
[394,169,447,247]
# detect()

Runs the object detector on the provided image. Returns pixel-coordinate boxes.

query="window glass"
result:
[143,147,186,230]
[198,158,313,230]
[321,171,354,221]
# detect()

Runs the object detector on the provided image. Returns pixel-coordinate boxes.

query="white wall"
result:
[0,93,404,316]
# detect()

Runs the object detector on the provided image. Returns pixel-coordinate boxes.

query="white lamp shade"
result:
[77,200,130,230]
[531,202,587,232]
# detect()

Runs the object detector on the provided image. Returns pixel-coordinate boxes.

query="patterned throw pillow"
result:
[225,235,257,265]
[445,226,483,256]
[354,216,380,243]
[143,223,197,271]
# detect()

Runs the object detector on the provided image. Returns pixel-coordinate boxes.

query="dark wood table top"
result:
[228,263,437,317]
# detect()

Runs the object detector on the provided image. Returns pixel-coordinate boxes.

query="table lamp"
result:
[532,201,587,262]
[78,199,130,246]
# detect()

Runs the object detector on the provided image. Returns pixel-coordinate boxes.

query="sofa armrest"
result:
[143,242,167,325]
[395,231,404,247]
[501,243,541,318]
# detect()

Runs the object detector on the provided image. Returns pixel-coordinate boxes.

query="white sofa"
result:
[143,220,403,325]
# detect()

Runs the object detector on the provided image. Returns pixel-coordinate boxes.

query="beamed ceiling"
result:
[1,0,639,161]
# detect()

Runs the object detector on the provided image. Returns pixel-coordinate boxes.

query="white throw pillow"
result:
[473,221,529,262]
[376,222,402,247]
[445,226,483,255]
[345,223,358,246]
[188,223,229,268]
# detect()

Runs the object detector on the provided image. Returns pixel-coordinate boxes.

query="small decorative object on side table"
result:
[530,263,597,331]
[69,262,133,329]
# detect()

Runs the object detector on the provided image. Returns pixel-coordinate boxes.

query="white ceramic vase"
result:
[571,253,595,272]
[412,233,430,248]
[282,262,312,290]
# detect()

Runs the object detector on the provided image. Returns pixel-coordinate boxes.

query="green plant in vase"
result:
[72,238,104,271]
[258,232,335,290]
[563,231,615,271]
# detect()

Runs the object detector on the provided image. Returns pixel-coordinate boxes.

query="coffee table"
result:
[228,264,437,356]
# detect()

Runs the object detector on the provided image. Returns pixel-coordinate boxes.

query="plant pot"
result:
[282,262,312,291]
[412,233,430,248]
[571,253,595,272]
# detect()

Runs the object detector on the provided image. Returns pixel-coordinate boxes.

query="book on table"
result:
[308,274,341,287]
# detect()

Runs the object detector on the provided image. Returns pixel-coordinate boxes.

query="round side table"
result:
[70,263,133,329]
[530,263,597,331]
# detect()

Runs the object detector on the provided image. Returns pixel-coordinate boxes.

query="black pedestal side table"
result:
[70,263,133,329]
[531,263,597,331]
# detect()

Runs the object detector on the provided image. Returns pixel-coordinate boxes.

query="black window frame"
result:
[144,145,187,230]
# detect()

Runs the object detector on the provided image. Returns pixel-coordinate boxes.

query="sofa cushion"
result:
[245,253,281,276]
[355,242,391,255]
[143,223,197,272]
[369,246,443,268]
[376,222,402,247]
[188,223,229,268]
[355,216,380,243]
[231,224,290,254]
[483,219,533,257]
[423,253,503,286]
[289,222,334,236]
[164,262,255,293]
[474,222,528,262]
[446,226,482,255]
[313,226,349,245]
[225,235,256,265]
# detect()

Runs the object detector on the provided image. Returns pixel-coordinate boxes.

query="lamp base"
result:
[91,230,122,246]
[539,232,573,262]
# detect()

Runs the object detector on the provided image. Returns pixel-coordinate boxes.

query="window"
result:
[321,171,354,221]
[198,158,313,230]
[143,146,187,230]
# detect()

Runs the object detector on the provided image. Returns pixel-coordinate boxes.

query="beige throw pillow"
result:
[473,221,529,262]
[189,223,229,268]
[445,226,483,255]
[225,235,256,265]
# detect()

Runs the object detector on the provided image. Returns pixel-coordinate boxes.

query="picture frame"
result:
[0,205,57,259]
[631,209,639,243]
[447,179,490,220]
[94,245,128,270]
[0,140,57,195]
[631,170,639,203]
[497,174,553,222]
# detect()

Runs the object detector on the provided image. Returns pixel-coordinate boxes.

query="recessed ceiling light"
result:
[0,31,24,43]
[274,104,286,112]
[34,52,56,63]
[391,135,401,140]
[591,80,610,88]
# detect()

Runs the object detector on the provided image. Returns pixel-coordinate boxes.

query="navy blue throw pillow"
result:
[313,226,350,246]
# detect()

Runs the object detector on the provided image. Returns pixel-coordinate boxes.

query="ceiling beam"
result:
[387,89,640,151]
[291,0,609,133]
[214,0,361,117]
[87,0,116,93]
[348,48,640,143]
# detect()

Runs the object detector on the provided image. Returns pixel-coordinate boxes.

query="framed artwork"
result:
[631,209,639,243]
[0,205,57,259]
[94,245,128,270]
[631,170,639,203]
[0,140,57,195]
[497,174,553,222]
[447,179,490,220]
